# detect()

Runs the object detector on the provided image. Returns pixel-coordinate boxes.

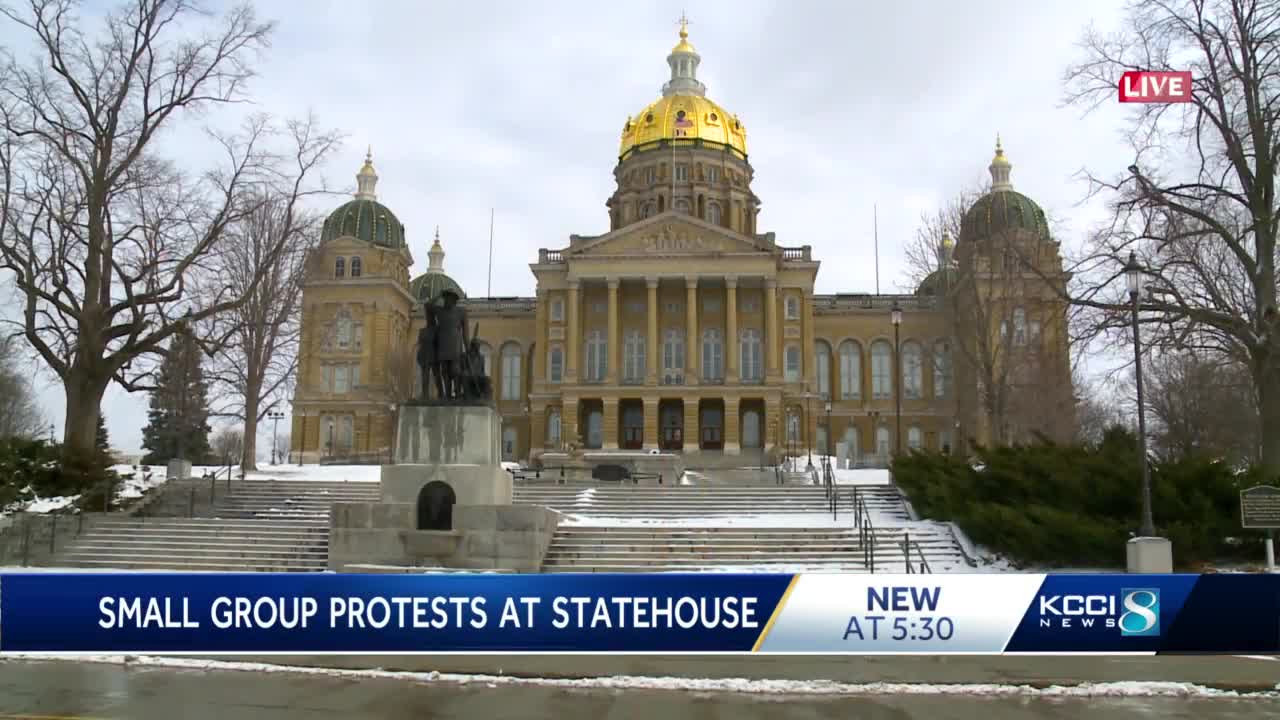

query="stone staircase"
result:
[54,481,379,572]
[512,483,911,520]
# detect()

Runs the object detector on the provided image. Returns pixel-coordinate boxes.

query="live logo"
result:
[1118,71,1193,103]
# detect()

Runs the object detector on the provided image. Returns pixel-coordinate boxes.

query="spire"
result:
[989,134,1012,192]
[663,12,706,97]
[939,230,955,268]
[355,146,378,200]
[428,226,445,272]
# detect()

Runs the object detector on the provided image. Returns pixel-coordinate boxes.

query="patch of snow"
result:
[241,465,380,483]
[559,513,951,530]
[22,496,77,514]
[501,462,521,473]
[1,655,1277,698]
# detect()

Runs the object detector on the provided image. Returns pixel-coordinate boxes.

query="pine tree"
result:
[95,413,110,457]
[140,327,213,465]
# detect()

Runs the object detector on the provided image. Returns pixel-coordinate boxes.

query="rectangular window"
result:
[703,298,721,312]
[644,167,656,185]
[334,365,349,394]
[785,296,800,320]
[549,348,563,383]
[550,299,564,322]
[816,349,830,399]
[707,166,720,184]
[785,346,801,382]
[502,353,521,400]
[665,302,682,314]
[351,364,360,388]
[675,164,688,182]
[321,366,332,392]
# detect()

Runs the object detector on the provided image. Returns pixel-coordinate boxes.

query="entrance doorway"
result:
[699,400,724,450]
[659,400,683,450]
[739,399,765,450]
[581,399,603,450]
[417,481,455,530]
[844,426,860,466]
[620,400,644,450]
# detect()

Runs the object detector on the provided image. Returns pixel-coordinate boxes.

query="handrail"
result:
[853,487,876,573]
[902,531,932,574]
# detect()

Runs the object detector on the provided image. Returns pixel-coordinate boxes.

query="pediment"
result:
[569,213,771,258]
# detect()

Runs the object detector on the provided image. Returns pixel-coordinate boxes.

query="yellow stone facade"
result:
[290,25,1075,465]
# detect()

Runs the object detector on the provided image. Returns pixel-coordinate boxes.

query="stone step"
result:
[89,521,326,534]
[542,551,942,563]
[61,557,326,572]
[545,541,960,554]
[541,563,872,573]
[64,544,327,560]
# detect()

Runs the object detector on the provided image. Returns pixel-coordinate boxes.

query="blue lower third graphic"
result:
[1118,588,1160,637]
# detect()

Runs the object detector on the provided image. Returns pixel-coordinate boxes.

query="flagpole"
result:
[874,204,880,295]
[486,208,494,298]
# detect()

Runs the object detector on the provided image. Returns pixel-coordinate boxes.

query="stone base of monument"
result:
[328,405,560,572]
[166,459,192,481]
[1126,536,1173,573]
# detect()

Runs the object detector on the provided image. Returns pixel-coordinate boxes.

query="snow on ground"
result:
[558,513,941,529]
[241,465,380,483]
[2,654,1277,698]
[7,464,171,516]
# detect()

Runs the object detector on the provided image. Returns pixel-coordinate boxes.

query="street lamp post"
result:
[805,384,814,471]
[1125,252,1156,538]
[825,400,833,466]
[891,301,903,455]
[267,410,286,465]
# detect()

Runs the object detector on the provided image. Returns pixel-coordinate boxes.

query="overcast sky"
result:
[3,0,1138,454]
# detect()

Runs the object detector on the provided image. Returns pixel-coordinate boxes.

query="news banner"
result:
[0,572,1277,654]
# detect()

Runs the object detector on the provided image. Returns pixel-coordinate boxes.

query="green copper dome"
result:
[960,189,1050,243]
[319,150,405,249]
[320,198,405,248]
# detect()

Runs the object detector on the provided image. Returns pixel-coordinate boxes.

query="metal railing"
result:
[853,487,876,573]
[822,456,837,520]
[902,531,932,574]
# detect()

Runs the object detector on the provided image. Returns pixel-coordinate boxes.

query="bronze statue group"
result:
[416,289,492,404]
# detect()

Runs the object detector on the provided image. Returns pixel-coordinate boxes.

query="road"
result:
[0,659,1277,720]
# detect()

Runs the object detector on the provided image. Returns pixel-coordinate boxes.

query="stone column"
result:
[602,397,619,450]
[643,397,659,450]
[606,279,619,384]
[562,396,579,450]
[726,276,738,383]
[724,396,740,455]
[529,403,545,455]
[646,276,659,385]
[801,291,814,387]
[566,281,580,381]
[532,289,547,390]
[765,279,779,378]
[683,397,700,452]
[685,276,699,385]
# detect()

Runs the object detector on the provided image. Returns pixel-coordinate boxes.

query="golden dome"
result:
[619,95,747,159]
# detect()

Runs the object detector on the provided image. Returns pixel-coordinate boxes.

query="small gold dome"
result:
[619,94,748,159]
[672,18,695,53]
[990,134,1010,167]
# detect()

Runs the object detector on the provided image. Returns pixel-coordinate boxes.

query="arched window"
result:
[584,330,607,382]
[501,343,522,400]
[707,202,722,226]
[875,426,891,459]
[871,340,893,399]
[547,409,561,446]
[701,328,724,382]
[902,341,923,399]
[334,257,345,278]
[739,329,762,382]
[548,345,563,383]
[662,328,684,383]
[933,340,951,399]
[675,198,690,214]
[349,257,362,278]
[1012,306,1027,346]
[907,426,923,450]
[623,330,645,383]
[785,344,801,382]
[815,341,832,398]
[839,340,862,399]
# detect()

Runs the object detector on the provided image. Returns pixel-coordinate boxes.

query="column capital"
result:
[765,277,778,289]
[646,276,660,289]
[607,278,621,290]
[567,279,581,291]
[725,275,738,290]
[685,274,699,289]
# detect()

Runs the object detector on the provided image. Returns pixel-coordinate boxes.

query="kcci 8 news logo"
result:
[1038,588,1161,637]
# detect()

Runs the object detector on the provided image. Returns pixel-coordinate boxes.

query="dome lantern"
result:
[409,227,465,302]
[989,134,1013,192]
[355,146,378,200]
[428,226,445,272]
[663,14,706,97]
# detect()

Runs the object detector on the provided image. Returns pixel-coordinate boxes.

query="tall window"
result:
[815,341,831,398]
[871,340,893,399]
[662,328,684,383]
[902,341,923,399]
[933,340,951,399]
[644,167,656,184]
[335,312,353,349]
[339,416,354,452]
[548,345,563,383]
[707,166,720,184]
[623,330,645,383]
[908,426,923,450]
[1012,306,1027,346]
[334,257,345,278]
[707,202,722,226]
[787,412,801,444]
[675,164,688,182]
[349,257,362,278]
[839,340,862,399]
[501,343,522,400]
[740,329,762,382]
[585,330,606,382]
[334,365,350,393]
[876,426,891,458]
[785,344,801,382]
[550,299,564,322]
[701,328,724,381]
[785,296,800,320]
[547,409,561,446]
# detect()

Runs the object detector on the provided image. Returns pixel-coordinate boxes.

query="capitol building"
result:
[289,23,1075,465]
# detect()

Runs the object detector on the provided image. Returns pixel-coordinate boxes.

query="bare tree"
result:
[0,0,337,456]
[906,192,1076,449]
[1144,350,1259,463]
[205,195,322,471]
[1063,0,1280,471]
[0,335,43,438]
[1074,370,1129,446]
[211,426,244,468]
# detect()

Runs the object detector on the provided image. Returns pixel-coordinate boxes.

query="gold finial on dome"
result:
[942,230,954,249]
[991,133,1010,167]
[354,146,378,200]
[673,11,695,53]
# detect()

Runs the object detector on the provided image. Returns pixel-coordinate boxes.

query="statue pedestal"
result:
[380,404,511,506]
